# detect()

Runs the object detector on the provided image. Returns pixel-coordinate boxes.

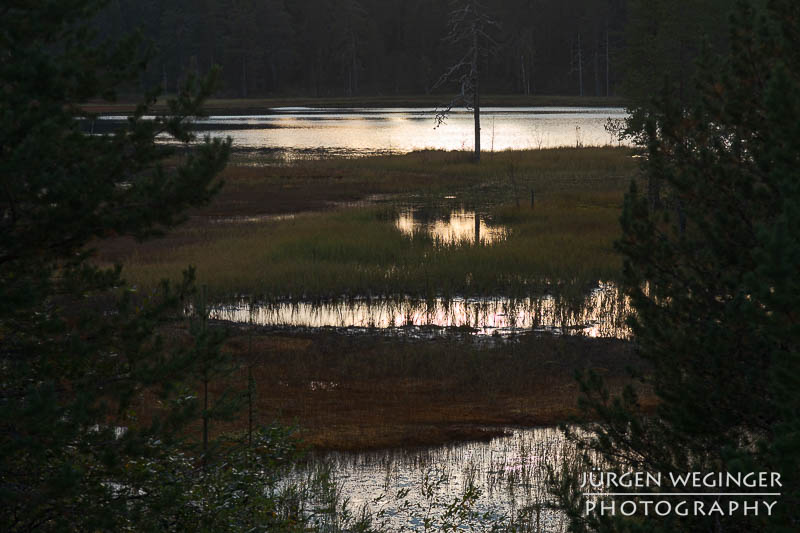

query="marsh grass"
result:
[199,146,636,215]
[116,198,621,300]
[274,147,636,200]
[98,147,637,300]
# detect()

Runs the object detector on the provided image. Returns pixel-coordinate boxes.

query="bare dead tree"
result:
[433,0,498,162]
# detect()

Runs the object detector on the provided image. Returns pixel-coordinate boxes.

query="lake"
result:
[97,106,629,159]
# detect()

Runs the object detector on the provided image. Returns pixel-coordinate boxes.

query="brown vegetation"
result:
[201,328,655,451]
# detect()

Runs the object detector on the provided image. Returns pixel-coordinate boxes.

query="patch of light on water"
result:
[210,283,630,338]
[395,208,509,246]
[299,426,589,531]
[95,107,631,157]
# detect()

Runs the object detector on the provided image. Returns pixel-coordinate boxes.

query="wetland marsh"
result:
[99,121,648,531]
[102,142,646,416]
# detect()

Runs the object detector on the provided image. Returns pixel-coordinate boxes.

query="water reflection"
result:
[98,107,629,157]
[304,427,582,531]
[395,208,509,245]
[210,283,629,338]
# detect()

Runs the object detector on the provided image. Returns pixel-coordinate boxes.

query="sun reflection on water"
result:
[210,283,629,338]
[395,208,509,246]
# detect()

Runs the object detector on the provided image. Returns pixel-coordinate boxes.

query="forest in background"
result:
[95,0,734,102]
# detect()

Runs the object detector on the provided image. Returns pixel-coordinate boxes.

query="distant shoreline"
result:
[82,94,628,116]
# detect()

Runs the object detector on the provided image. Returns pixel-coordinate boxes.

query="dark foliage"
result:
[554,0,800,531]
[93,0,637,99]
[0,2,310,531]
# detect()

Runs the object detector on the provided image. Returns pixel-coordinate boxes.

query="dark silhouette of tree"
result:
[91,0,648,99]
[434,0,499,161]
[552,1,800,531]
[622,0,735,143]
[332,0,370,96]
[0,2,307,530]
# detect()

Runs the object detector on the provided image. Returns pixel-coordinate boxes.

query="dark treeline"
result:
[95,0,735,101]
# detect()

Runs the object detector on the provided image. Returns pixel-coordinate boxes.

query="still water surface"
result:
[100,106,628,157]
[303,427,578,531]
[395,208,509,245]
[211,283,629,338]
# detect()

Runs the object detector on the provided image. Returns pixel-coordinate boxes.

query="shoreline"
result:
[82,94,629,116]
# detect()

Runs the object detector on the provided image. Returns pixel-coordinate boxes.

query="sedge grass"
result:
[99,147,638,300]
[224,147,636,202]
[117,191,624,300]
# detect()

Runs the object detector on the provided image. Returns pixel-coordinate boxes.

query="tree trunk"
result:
[351,31,358,95]
[247,307,254,448]
[200,286,209,468]
[594,42,600,96]
[203,375,209,461]
[473,28,481,162]
[241,54,248,98]
[648,174,662,211]
[577,33,583,97]
[521,54,529,95]
[605,27,610,97]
